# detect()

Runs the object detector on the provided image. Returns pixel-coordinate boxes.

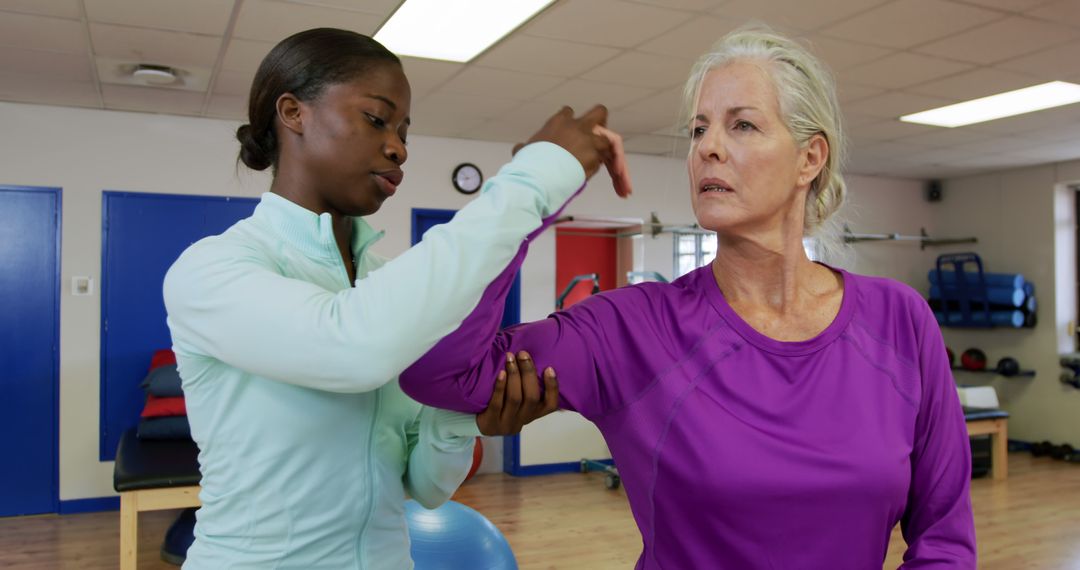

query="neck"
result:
[712,228,818,314]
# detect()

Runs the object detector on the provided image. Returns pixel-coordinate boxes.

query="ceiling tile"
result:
[843,92,956,119]
[847,118,942,142]
[232,0,384,43]
[221,39,274,74]
[464,119,535,144]
[611,86,685,134]
[841,52,972,90]
[490,100,574,131]
[893,127,996,149]
[85,0,233,35]
[636,16,741,59]
[1012,138,1080,162]
[710,0,890,32]
[473,35,619,78]
[524,0,692,48]
[836,82,885,103]
[399,56,463,99]
[440,67,564,100]
[205,93,246,120]
[1030,0,1080,28]
[820,0,1002,49]
[1015,119,1080,142]
[0,12,86,53]
[213,69,255,97]
[850,140,937,159]
[90,23,222,68]
[0,71,99,107]
[995,39,1080,79]
[533,79,656,110]
[0,0,81,19]
[0,46,92,80]
[960,0,1056,11]
[964,101,1080,135]
[901,146,985,166]
[916,16,1080,65]
[628,0,725,9]
[582,51,692,89]
[274,0,402,16]
[414,91,523,121]
[101,83,205,115]
[947,135,1048,155]
[908,67,1044,100]
[405,111,487,139]
[622,133,687,155]
[801,35,893,72]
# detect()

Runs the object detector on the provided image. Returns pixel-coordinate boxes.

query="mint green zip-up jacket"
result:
[163,143,585,569]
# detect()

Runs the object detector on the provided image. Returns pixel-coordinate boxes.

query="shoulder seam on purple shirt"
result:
[589,308,744,421]
[838,331,919,410]
[645,340,744,568]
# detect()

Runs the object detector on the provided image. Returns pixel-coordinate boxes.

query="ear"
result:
[797,133,829,189]
[276,92,304,136]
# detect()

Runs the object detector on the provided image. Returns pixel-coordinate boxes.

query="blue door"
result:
[0,186,61,516]
[99,192,258,460]
[410,208,520,328]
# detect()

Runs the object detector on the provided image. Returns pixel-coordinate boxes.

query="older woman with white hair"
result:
[400,27,976,568]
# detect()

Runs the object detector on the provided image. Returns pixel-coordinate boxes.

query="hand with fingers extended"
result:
[475,351,559,436]
[515,105,633,198]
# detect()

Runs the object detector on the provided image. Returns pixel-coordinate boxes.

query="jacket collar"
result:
[253,192,384,261]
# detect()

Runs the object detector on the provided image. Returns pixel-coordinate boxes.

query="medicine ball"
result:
[996,357,1020,377]
[961,348,987,371]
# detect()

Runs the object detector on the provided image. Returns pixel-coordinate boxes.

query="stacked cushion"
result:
[137,349,191,440]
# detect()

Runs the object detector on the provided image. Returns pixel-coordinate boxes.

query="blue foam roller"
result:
[934,310,1024,328]
[928,270,1024,289]
[1025,295,1036,313]
[1024,282,1034,297]
[929,285,1024,307]
[406,500,518,570]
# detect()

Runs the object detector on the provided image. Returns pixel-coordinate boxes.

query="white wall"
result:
[0,99,940,500]
[934,161,1080,445]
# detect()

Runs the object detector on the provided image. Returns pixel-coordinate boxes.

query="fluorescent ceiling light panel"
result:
[375,0,555,63]
[900,81,1080,128]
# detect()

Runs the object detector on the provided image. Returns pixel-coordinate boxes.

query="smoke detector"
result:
[95,58,211,92]
[131,64,180,86]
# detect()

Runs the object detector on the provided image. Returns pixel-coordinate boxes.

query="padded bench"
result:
[113,429,201,570]
[963,407,1009,481]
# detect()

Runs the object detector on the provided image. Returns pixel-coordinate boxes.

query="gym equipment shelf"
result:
[951,367,1035,378]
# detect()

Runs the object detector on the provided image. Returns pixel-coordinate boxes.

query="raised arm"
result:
[401,268,666,420]
[900,306,977,568]
[164,142,584,393]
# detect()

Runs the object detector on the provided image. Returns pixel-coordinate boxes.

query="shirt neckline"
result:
[699,262,857,356]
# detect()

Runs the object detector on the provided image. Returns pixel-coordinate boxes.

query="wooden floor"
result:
[2,452,1079,569]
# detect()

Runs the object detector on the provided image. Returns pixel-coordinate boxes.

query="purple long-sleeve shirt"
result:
[401,238,976,568]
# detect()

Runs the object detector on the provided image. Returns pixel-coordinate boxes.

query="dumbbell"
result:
[1061,373,1080,390]
[1050,444,1075,460]
[1031,440,1054,457]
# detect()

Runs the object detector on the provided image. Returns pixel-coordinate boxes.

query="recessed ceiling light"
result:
[900,81,1080,128]
[374,0,555,63]
[132,64,180,86]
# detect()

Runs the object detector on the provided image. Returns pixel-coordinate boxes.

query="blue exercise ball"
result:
[405,499,518,570]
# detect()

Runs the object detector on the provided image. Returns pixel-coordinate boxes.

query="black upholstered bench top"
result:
[113,429,201,492]
[962,407,1010,422]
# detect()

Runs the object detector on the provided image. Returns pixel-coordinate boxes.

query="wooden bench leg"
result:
[991,420,1008,481]
[120,492,138,570]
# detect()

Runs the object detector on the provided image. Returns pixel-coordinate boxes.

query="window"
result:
[674,232,717,277]
[674,233,822,278]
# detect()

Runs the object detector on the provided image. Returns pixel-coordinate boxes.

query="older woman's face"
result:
[687,61,806,234]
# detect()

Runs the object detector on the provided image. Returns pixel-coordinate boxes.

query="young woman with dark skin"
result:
[163,28,630,568]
